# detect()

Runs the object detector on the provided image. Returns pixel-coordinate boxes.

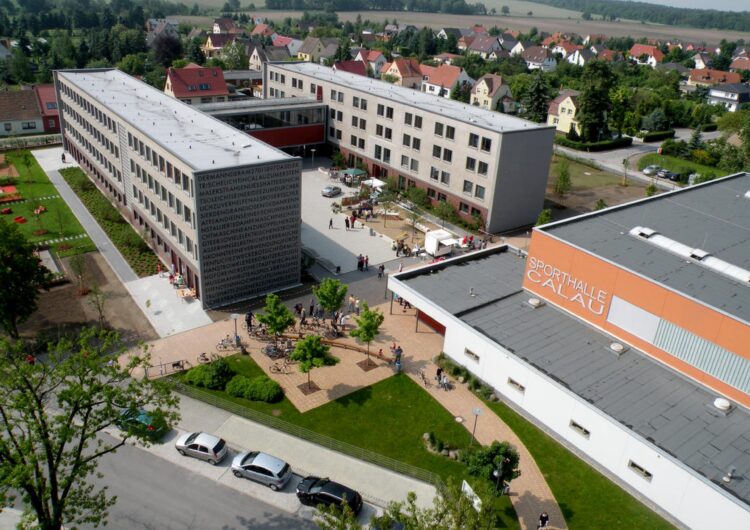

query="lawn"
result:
[1,151,93,257]
[484,400,674,530]
[60,167,159,277]
[637,153,725,180]
[180,355,519,528]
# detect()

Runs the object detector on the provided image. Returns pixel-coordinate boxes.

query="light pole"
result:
[311,148,316,169]
[470,407,482,446]
[231,313,241,346]
[493,469,502,491]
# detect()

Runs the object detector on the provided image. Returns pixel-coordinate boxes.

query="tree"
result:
[88,282,108,328]
[377,190,396,228]
[404,186,429,209]
[641,108,669,131]
[463,441,521,492]
[535,208,552,226]
[0,328,179,529]
[152,33,182,67]
[0,222,52,338]
[521,71,551,123]
[576,61,615,142]
[222,40,248,70]
[186,38,205,65]
[313,278,348,318]
[433,200,455,228]
[69,253,87,296]
[314,499,361,529]
[608,86,630,138]
[255,294,295,343]
[289,335,339,390]
[349,302,384,365]
[621,157,630,186]
[646,182,658,196]
[554,158,571,196]
[687,128,704,152]
[334,36,351,62]
[501,5,509,15]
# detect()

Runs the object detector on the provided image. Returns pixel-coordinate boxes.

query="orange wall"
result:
[523,230,750,406]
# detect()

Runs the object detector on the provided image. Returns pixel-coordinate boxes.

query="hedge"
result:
[698,123,718,132]
[225,374,283,403]
[638,130,675,142]
[554,136,633,152]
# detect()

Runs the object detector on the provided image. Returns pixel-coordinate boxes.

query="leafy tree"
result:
[377,189,397,228]
[535,208,552,226]
[687,129,704,152]
[641,108,669,131]
[334,36,351,62]
[349,302,384,364]
[521,71,551,123]
[117,53,146,75]
[256,294,296,342]
[0,222,52,338]
[222,40,248,69]
[554,158,571,196]
[152,33,183,67]
[9,48,33,82]
[0,328,179,529]
[313,278,348,317]
[289,335,339,390]
[576,61,615,142]
[433,200,455,228]
[186,38,206,65]
[88,282,108,328]
[462,441,521,492]
[404,186,429,209]
[608,86,630,138]
[314,498,361,529]
[501,5,509,15]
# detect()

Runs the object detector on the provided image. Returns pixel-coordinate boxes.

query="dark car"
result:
[656,168,670,178]
[666,172,681,182]
[296,476,363,514]
[116,408,169,441]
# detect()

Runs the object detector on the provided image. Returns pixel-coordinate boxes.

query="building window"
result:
[336,129,342,140]
[329,127,335,138]
[383,148,391,164]
[475,185,485,200]
[377,104,385,116]
[464,348,479,362]
[414,116,422,129]
[359,119,366,130]
[351,135,358,146]
[404,112,412,125]
[628,461,653,482]
[434,122,444,136]
[22,122,37,130]
[410,159,419,172]
[412,138,421,151]
[353,96,360,107]
[310,83,316,94]
[437,192,447,201]
[478,161,489,176]
[569,420,591,439]
[376,124,384,137]
[403,133,411,147]
[481,137,492,152]
[427,188,436,198]
[430,167,439,181]
[469,133,479,148]
[440,171,450,185]
[360,98,367,110]
[463,180,473,193]
[374,145,382,160]
[459,202,469,213]
[401,155,409,168]
[443,149,452,163]
[471,207,481,217]
[446,125,455,140]
[507,378,525,393]
[432,145,441,158]
[330,89,337,100]
[352,116,358,127]
[466,157,476,171]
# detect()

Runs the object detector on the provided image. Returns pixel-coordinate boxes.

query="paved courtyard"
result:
[301,167,395,274]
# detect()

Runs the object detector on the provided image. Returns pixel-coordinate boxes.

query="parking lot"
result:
[301,167,395,274]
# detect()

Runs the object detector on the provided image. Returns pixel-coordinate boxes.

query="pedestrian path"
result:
[380,306,568,530]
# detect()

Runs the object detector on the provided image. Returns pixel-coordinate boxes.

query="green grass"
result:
[60,167,159,277]
[550,154,623,189]
[182,355,519,528]
[1,151,93,257]
[484,399,674,530]
[637,153,725,179]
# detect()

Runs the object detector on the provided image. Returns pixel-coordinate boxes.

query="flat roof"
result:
[58,69,290,171]
[399,249,750,506]
[195,96,324,116]
[268,62,549,135]
[540,173,750,325]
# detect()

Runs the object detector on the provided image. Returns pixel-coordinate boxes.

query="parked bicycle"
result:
[270,359,292,374]
[216,334,236,351]
[419,369,430,387]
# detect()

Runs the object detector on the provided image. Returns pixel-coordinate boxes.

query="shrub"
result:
[245,375,283,402]
[690,149,717,167]
[638,130,675,142]
[184,358,233,390]
[428,431,437,447]
[699,123,717,132]
[469,378,481,392]
[554,136,632,152]
[225,374,254,398]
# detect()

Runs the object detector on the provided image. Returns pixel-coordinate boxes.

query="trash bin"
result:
[234,334,241,347]
[395,360,402,373]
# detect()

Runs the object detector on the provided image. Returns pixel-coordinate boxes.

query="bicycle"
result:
[216,335,235,351]
[270,359,292,374]
[419,369,430,388]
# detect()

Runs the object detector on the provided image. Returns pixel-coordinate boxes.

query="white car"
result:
[321,185,342,197]
[175,432,228,465]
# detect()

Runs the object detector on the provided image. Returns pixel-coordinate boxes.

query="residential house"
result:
[467,35,503,60]
[433,52,463,65]
[693,52,711,70]
[358,33,377,46]
[251,23,277,40]
[0,89,43,136]
[688,68,741,87]
[380,58,423,88]
[597,49,622,62]
[522,47,557,71]
[436,28,464,40]
[332,60,367,77]
[384,23,417,39]
[583,34,606,45]
[202,34,237,59]
[33,84,60,133]
[470,73,512,111]
[657,62,690,76]
[499,37,519,53]
[509,40,531,57]
[420,64,473,98]
[730,56,750,73]
[248,44,291,71]
[552,41,580,59]
[164,64,229,104]
[457,35,475,52]
[568,48,596,66]
[629,44,664,67]
[542,32,563,48]
[355,49,387,75]
[547,89,580,135]
[186,28,206,42]
[146,18,178,46]
[468,25,488,35]
[213,17,240,34]
[297,37,338,63]
[272,35,303,56]
[708,83,750,112]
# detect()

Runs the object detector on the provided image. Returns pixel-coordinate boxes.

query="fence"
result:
[168,378,442,486]
[0,134,62,151]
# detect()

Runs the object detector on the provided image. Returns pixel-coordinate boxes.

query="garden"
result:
[0,151,95,257]
[60,167,159,277]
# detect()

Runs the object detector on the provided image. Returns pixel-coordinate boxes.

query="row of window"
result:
[350,134,366,150]
[132,183,195,259]
[61,100,119,159]
[268,87,286,98]
[374,144,391,164]
[127,132,193,198]
[399,155,419,173]
[131,160,194,229]
[64,121,122,183]
[462,179,485,199]
[269,71,286,84]
[59,81,117,134]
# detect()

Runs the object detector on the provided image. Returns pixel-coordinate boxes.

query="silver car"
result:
[175,432,228,465]
[231,451,293,491]
[642,165,661,176]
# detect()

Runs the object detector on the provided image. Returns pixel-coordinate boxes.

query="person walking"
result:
[441,374,449,391]
[377,263,385,279]
[345,218,350,230]
[350,214,356,229]
[355,299,360,315]
[309,298,315,316]
[398,262,403,273]
[436,366,443,382]
[348,295,355,313]
[329,218,333,229]
[538,512,549,528]
[364,255,369,270]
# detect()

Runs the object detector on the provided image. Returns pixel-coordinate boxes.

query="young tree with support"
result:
[313,278,348,318]
[289,335,339,391]
[349,302,385,366]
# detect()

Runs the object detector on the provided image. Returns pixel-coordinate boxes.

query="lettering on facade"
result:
[526,256,608,316]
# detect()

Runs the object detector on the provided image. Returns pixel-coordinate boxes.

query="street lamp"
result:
[493,469,502,491]
[311,148,316,169]
[231,313,241,346]
[470,407,482,446]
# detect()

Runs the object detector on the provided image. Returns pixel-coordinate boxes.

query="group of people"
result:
[461,235,490,251]
[435,366,450,391]
[346,294,361,315]
[396,295,412,312]
[394,240,413,257]
[356,254,369,271]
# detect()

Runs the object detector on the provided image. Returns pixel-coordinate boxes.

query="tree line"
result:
[526,0,750,32]
[264,0,484,15]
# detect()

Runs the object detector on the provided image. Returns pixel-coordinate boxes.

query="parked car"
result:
[116,408,169,441]
[642,165,661,176]
[175,432,228,465]
[296,476,363,514]
[231,451,293,491]
[656,168,670,178]
[666,171,681,182]
[321,185,342,197]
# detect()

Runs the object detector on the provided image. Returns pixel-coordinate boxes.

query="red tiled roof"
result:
[251,23,274,37]
[333,60,367,76]
[554,41,580,54]
[272,35,292,47]
[629,44,664,62]
[422,64,464,87]
[390,58,422,78]
[33,84,58,118]
[366,50,383,61]
[689,68,741,85]
[166,65,228,98]
[730,56,750,71]
[597,49,621,62]
[0,90,41,121]
[548,89,579,116]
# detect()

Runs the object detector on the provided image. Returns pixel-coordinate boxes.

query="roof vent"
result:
[690,248,710,261]
[609,342,627,355]
[714,397,732,412]
[629,226,657,238]
[528,297,544,308]
[469,288,476,297]
[744,191,750,200]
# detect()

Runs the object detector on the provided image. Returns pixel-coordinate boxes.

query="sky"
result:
[633,0,748,11]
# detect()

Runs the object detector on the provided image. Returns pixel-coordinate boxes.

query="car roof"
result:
[193,432,222,447]
[247,452,287,474]
[321,480,356,498]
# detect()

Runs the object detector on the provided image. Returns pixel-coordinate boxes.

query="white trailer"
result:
[424,229,455,257]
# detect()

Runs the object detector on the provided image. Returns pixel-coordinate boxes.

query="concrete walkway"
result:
[32,147,212,337]
[382,307,568,530]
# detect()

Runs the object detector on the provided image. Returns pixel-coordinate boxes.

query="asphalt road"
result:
[87,435,317,530]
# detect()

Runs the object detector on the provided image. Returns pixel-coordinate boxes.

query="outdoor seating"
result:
[13,216,26,224]
[1,208,11,215]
